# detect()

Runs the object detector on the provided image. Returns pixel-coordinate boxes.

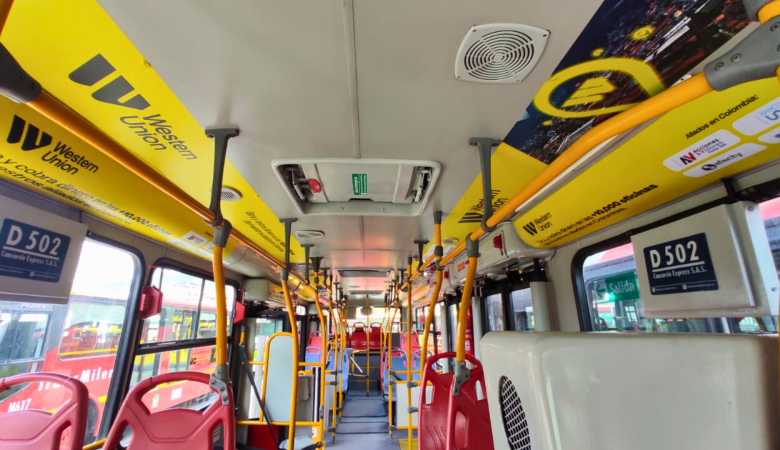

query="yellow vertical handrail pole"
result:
[212,245,229,366]
[279,218,300,450]
[365,294,370,395]
[309,258,327,444]
[421,211,443,369]
[281,281,300,449]
[405,259,414,450]
[387,300,399,437]
[456,255,478,364]
[339,300,348,417]
[325,297,339,439]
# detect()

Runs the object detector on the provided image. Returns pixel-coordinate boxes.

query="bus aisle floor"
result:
[327,391,409,450]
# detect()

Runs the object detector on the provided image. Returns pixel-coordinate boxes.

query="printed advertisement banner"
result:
[1,0,301,262]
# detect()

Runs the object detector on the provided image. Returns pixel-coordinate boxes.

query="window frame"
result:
[138,258,241,355]
[572,234,629,332]
[128,258,240,414]
[480,280,507,333]
[571,191,780,333]
[84,233,145,441]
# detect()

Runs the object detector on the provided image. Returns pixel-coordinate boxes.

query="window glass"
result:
[129,347,218,412]
[434,303,442,332]
[510,289,534,331]
[485,293,505,332]
[0,240,137,445]
[131,266,237,412]
[200,281,236,338]
[580,198,780,333]
[448,303,458,350]
[143,267,236,344]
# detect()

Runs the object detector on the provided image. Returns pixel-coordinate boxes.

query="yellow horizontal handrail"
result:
[26,90,314,295]
[237,420,320,427]
[83,438,106,450]
[399,73,714,292]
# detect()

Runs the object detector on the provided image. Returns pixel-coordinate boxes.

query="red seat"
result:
[308,330,323,348]
[0,373,89,450]
[400,330,421,352]
[0,373,88,450]
[350,326,368,350]
[368,323,382,351]
[418,353,494,450]
[103,372,234,450]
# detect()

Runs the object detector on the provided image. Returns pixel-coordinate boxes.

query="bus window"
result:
[509,289,534,331]
[485,293,505,332]
[0,240,138,445]
[131,265,237,413]
[578,198,780,333]
[200,280,236,338]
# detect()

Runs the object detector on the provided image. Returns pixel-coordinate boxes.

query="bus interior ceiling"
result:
[0,0,778,449]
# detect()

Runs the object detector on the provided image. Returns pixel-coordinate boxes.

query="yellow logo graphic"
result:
[533,58,664,119]
[561,77,616,108]
[631,25,655,41]
[591,48,605,58]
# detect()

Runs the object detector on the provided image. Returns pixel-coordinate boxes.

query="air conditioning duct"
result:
[244,278,285,305]
[272,159,440,216]
[450,223,553,285]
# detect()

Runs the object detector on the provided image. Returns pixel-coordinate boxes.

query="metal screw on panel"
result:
[772,286,778,292]
[730,53,741,63]
[748,206,755,212]
[772,22,780,31]
[714,62,724,71]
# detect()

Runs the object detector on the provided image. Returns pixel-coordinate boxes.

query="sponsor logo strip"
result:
[683,143,766,178]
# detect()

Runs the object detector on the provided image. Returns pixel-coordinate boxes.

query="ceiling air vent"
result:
[272,159,440,216]
[339,270,391,278]
[220,186,242,202]
[348,290,384,296]
[455,24,549,84]
[499,376,531,450]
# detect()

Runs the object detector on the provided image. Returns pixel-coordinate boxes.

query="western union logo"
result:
[7,115,51,151]
[69,54,196,160]
[6,116,98,175]
[69,54,150,110]
[521,212,552,236]
[522,222,538,236]
[458,190,508,224]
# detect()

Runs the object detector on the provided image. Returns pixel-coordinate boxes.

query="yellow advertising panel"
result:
[0,96,237,260]
[515,79,780,247]
[2,0,301,261]
[424,145,545,259]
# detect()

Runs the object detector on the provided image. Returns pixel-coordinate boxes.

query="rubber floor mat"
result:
[335,421,388,434]
[342,399,386,417]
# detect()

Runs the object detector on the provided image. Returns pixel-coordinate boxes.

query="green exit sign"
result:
[352,173,367,195]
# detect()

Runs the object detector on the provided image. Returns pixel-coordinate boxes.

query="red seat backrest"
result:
[400,330,421,352]
[102,372,234,450]
[368,323,382,350]
[418,352,494,450]
[0,372,88,450]
[308,330,323,348]
[350,326,368,350]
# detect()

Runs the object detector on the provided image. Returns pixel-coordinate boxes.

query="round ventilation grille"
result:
[455,24,549,84]
[465,30,533,81]
[499,376,531,450]
[220,186,242,202]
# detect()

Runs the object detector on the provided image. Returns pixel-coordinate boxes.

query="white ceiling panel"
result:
[98,0,604,291]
